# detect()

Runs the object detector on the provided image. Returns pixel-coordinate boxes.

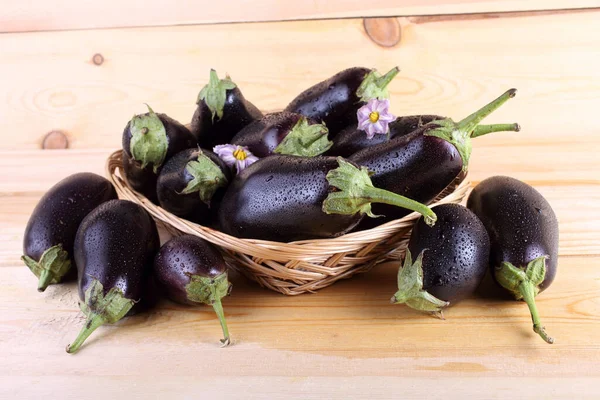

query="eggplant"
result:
[391,204,490,315]
[154,235,232,346]
[157,148,230,225]
[284,66,399,137]
[467,176,558,344]
[122,105,197,202]
[218,155,436,242]
[350,89,520,230]
[191,69,263,149]
[328,115,444,158]
[21,173,117,292]
[231,111,331,157]
[66,200,159,354]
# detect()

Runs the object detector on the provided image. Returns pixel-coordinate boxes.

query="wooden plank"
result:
[0,255,599,399]
[0,149,598,259]
[1,11,599,153]
[1,1,599,33]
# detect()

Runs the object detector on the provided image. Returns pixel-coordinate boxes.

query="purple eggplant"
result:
[328,115,444,158]
[22,173,117,292]
[66,200,159,354]
[284,67,399,137]
[467,176,559,344]
[350,89,520,230]
[122,105,197,202]
[191,70,263,149]
[392,204,490,315]
[156,148,230,225]
[218,155,436,242]
[154,235,232,346]
[231,111,331,157]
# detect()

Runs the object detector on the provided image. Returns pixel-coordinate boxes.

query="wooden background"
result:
[1,1,600,398]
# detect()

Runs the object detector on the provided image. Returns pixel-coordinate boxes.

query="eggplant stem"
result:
[363,187,437,226]
[37,269,53,292]
[376,66,400,89]
[66,313,106,354]
[211,296,231,347]
[472,123,520,138]
[519,280,554,344]
[457,89,517,135]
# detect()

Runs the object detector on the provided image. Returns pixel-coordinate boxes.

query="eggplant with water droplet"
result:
[350,89,520,230]
[391,204,490,315]
[154,235,232,346]
[218,155,437,242]
[328,114,444,158]
[22,173,117,292]
[66,200,159,354]
[285,67,399,137]
[231,111,331,157]
[467,176,558,344]
[122,105,197,202]
[191,69,263,149]
[157,148,231,225]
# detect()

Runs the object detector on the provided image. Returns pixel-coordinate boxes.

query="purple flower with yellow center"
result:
[213,144,259,173]
[357,98,396,139]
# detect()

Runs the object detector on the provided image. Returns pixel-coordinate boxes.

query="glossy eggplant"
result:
[284,66,399,137]
[350,89,520,230]
[66,200,159,354]
[154,235,232,346]
[467,176,558,344]
[328,115,444,158]
[191,69,263,149]
[391,204,490,314]
[22,173,117,292]
[231,111,331,157]
[157,148,231,225]
[218,155,436,242]
[122,105,197,202]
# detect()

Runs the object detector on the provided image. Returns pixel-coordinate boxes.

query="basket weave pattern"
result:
[107,150,470,295]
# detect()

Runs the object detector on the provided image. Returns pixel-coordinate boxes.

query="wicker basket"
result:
[106,150,470,295]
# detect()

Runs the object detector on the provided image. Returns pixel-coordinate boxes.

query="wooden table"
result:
[2,2,600,398]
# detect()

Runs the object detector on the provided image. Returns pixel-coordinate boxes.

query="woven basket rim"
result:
[106,150,470,262]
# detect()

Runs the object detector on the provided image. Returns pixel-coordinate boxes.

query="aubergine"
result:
[350,89,520,230]
[157,148,230,225]
[154,235,232,346]
[328,115,444,158]
[22,173,117,292]
[284,67,399,137]
[231,111,331,157]
[392,204,490,315]
[122,105,197,202]
[191,69,263,149]
[467,176,558,344]
[66,200,159,354]
[218,155,436,242]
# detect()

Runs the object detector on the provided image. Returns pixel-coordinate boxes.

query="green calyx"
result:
[129,104,168,173]
[356,66,400,103]
[185,272,232,347]
[323,158,437,226]
[391,249,450,315]
[424,89,519,171]
[66,278,135,354]
[22,244,71,292]
[494,256,554,344]
[181,152,229,205]
[274,118,332,157]
[197,69,237,122]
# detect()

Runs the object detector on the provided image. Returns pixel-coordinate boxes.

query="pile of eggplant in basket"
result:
[22,67,559,353]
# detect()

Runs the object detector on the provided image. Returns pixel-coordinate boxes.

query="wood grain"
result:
[1,1,599,33]
[1,11,599,154]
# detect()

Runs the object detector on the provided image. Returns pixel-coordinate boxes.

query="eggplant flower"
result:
[213,144,259,173]
[357,98,396,139]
